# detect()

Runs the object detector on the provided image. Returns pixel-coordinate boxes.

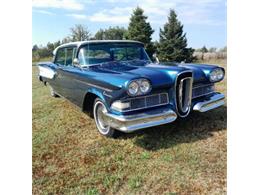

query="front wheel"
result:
[93,98,118,138]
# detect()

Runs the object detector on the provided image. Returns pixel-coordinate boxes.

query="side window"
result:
[55,48,66,65]
[65,48,73,66]
[55,47,76,66]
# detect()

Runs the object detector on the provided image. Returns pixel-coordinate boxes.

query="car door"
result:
[51,47,66,95]
[54,46,81,103]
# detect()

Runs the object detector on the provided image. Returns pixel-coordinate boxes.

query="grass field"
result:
[32,60,227,194]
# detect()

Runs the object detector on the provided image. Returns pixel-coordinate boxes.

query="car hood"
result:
[87,61,220,89]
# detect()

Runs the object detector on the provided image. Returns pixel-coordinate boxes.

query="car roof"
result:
[53,40,144,55]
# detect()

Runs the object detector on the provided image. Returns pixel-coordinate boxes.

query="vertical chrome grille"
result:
[178,78,193,113]
[175,71,193,117]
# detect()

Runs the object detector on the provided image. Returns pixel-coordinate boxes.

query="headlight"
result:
[209,68,224,82]
[140,80,151,93]
[127,79,152,96]
[128,81,139,95]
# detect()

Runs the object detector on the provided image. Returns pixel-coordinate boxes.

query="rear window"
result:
[55,47,76,66]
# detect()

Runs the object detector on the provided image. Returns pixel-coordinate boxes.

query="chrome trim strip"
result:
[116,93,169,112]
[103,91,113,98]
[192,91,215,99]
[74,79,113,92]
[193,93,225,112]
[103,107,177,133]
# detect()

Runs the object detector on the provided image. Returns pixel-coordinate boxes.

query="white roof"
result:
[53,40,143,55]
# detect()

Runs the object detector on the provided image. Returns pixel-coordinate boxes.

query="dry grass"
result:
[32,60,227,194]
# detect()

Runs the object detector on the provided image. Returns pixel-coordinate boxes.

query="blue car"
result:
[38,40,225,137]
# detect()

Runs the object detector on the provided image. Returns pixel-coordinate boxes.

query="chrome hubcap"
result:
[94,102,109,134]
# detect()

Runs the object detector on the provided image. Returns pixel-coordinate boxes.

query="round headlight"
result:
[128,81,139,95]
[216,69,224,80]
[209,68,224,82]
[140,80,151,93]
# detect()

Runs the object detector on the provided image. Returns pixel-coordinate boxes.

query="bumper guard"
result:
[193,93,225,112]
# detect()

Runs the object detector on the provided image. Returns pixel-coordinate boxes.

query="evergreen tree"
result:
[157,9,194,62]
[126,7,155,58]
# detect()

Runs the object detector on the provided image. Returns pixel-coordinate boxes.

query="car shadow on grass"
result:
[118,106,227,151]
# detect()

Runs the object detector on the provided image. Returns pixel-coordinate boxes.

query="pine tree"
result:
[157,9,194,62]
[126,7,155,58]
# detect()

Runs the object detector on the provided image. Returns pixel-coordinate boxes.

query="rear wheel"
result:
[93,98,118,138]
[48,84,59,97]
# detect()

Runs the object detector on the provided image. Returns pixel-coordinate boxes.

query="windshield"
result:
[78,42,151,66]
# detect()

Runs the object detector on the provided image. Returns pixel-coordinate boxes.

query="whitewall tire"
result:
[93,98,117,138]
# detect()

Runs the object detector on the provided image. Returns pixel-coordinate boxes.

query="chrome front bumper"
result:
[102,93,224,133]
[103,107,177,133]
[193,93,225,112]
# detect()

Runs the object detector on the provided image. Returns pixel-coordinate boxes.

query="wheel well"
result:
[82,93,99,118]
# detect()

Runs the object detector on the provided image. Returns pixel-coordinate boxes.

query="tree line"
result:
[32,7,226,63]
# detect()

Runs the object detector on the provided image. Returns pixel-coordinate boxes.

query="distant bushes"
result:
[193,51,227,61]
[193,46,227,61]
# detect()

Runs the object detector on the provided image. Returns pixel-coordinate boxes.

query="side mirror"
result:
[152,53,160,64]
[73,58,80,67]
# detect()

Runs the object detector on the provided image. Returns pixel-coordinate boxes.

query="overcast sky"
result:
[32,0,227,48]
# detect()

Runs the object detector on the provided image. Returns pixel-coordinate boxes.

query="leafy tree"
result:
[53,40,61,49]
[94,26,127,40]
[32,44,39,52]
[208,47,217,52]
[62,36,72,44]
[70,24,91,41]
[157,9,194,62]
[36,47,51,58]
[219,46,227,52]
[46,42,55,54]
[126,7,155,58]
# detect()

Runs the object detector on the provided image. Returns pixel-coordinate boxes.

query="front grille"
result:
[192,84,215,98]
[123,93,169,112]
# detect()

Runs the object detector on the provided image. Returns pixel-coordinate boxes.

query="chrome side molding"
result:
[193,93,225,112]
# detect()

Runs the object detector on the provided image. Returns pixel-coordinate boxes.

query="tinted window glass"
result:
[55,48,65,65]
[113,47,141,61]
[79,48,111,65]
[65,48,73,66]
[78,43,150,66]
[55,47,76,66]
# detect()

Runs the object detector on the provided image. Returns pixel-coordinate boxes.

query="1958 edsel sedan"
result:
[38,40,225,137]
